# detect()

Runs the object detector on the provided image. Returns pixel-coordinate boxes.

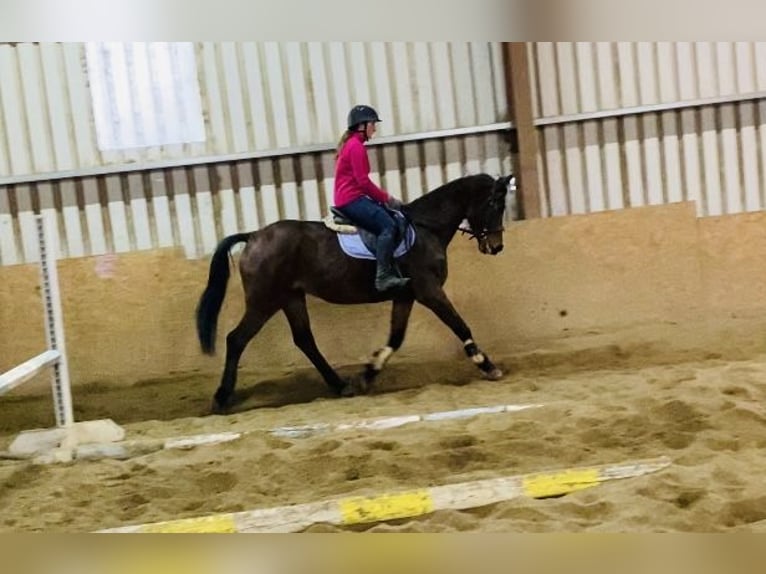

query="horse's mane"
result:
[403,173,495,226]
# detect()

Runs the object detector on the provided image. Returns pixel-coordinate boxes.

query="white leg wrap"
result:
[371,346,394,371]
[464,339,483,363]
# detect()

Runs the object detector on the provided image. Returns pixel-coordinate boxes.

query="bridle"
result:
[458,194,506,242]
[459,175,516,242]
[457,223,505,242]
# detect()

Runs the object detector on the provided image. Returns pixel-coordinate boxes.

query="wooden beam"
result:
[504,42,542,219]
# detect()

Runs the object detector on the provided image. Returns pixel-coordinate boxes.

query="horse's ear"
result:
[496,174,513,191]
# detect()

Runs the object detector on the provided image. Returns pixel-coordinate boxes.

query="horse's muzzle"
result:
[478,228,504,254]
[479,240,504,255]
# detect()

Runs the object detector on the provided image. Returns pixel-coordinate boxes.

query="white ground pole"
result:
[1,403,544,463]
[0,215,73,426]
[1,215,124,461]
[97,456,673,533]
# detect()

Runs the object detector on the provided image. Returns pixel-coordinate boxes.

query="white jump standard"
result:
[1,215,124,462]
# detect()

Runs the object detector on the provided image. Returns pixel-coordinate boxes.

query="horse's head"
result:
[463,175,513,255]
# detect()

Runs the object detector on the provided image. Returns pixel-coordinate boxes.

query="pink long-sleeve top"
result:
[333,132,390,208]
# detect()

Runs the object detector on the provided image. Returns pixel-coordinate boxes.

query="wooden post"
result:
[504,42,542,219]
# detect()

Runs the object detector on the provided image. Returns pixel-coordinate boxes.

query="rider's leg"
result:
[337,197,410,291]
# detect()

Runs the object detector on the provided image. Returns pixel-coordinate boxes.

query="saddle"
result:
[324,207,415,260]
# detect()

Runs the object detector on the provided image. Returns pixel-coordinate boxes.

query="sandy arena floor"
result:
[2,316,766,533]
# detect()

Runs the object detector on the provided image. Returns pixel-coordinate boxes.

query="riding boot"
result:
[374,230,410,292]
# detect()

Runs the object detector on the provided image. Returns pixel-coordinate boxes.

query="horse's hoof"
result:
[211,398,231,415]
[483,368,504,381]
[340,377,371,397]
[339,383,356,397]
[364,364,378,384]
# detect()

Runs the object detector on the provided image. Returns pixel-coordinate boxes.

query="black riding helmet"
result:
[347,105,381,130]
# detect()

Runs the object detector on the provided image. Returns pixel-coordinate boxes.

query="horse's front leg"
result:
[361,298,414,392]
[416,288,503,381]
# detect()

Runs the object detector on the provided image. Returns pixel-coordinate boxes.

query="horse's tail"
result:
[196,232,251,355]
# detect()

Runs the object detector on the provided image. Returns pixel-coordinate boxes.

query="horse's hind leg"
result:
[214,306,276,413]
[282,292,348,396]
[363,298,414,390]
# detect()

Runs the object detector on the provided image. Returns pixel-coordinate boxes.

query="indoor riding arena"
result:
[2,42,766,533]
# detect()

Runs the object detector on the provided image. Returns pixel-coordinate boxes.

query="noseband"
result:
[457,224,505,242]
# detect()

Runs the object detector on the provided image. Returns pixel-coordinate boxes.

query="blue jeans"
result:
[337,196,395,235]
[337,196,398,266]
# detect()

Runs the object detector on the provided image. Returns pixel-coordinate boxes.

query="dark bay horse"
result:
[196,173,514,412]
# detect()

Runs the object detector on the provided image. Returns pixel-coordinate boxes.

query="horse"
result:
[196,173,515,413]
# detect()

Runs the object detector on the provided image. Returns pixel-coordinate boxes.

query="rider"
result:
[333,104,410,292]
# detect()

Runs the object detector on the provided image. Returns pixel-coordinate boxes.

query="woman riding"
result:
[333,104,409,292]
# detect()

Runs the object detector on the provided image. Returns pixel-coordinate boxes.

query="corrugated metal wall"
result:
[528,42,766,217]
[0,42,512,266]
[0,134,510,265]
[0,42,508,177]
